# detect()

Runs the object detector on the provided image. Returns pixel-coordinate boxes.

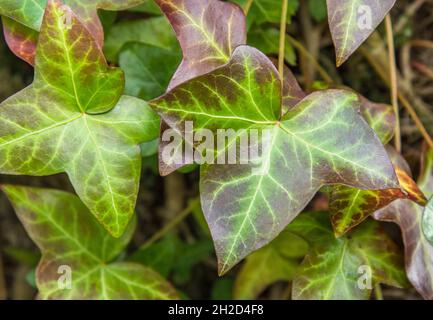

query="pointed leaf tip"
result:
[327,0,396,66]
[0,2,159,237]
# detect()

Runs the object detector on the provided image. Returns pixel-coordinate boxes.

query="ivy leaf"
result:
[276,62,306,114]
[155,0,247,176]
[327,0,396,66]
[129,235,213,285]
[2,16,38,65]
[309,0,327,23]
[119,42,181,100]
[248,28,297,67]
[155,0,246,90]
[329,147,427,237]
[213,55,400,241]
[151,45,399,274]
[129,235,179,278]
[129,0,162,15]
[280,65,305,112]
[104,17,179,62]
[420,147,433,196]
[374,148,433,299]
[232,0,299,28]
[278,77,397,142]
[0,0,45,31]
[423,198,433,246]
[2,185,178,300]
[0,1,159,237]
[358,95,396,145]
[0,0,145,64]
[288,212,407,300]
[234,230,307,299]
[171,240,214,285]
[249,0,299,26]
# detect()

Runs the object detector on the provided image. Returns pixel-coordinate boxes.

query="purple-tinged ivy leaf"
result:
[374,147,433,300]
[327,0,396,66]
[330,147,427,237]
[151,45,398,274]
[0,0,145,64]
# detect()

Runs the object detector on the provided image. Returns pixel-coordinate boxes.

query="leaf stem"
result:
[243,0,254,15]
[374,283,384,300]
[385,14,402,153]
[278,0,289,80]
[139,198,201,250]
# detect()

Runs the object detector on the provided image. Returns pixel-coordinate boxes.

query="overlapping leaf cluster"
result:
[0,0,432,301]
[150,0,401,276]
[2,185,179,299]
[0,0,167,300]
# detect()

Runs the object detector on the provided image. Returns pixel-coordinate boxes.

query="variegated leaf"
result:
[155,0,247,176]
[423,198,433,246]
[0,0,145,64]
[374,147,433,300]
[2,16,38,65]
[2,185,178,300]
[289,212,407,300]
[151,45,398,274]
[155,0,246,90]
[0,1,159,237]
[327,0,396,66]
[330,147,427,237]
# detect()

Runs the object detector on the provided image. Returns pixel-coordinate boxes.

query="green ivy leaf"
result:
[232,0,299,28]
[26,269,37,289]
[129,235,179,278]
[128,0,162,15]
[98,10,117,31]
[130,236,213,285]
[0,1,159,237]
[234,230,307,299]
[119,42,181,100]
[330,147,427,237]
[419,147,433,195]
[172,240,214,285]
[2,185,178,300]
[251,0,299,26]
[151,45,398,274]
[288,212,408,300]
[423,198,433,246]
[327,0,396,66]
[104,17,179,62]
[309,0,327,22]
[248,28,297,66]
[0,0,45,31]
[374,147,433,300]
[212,278,234,300]
[0,0,145,64]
